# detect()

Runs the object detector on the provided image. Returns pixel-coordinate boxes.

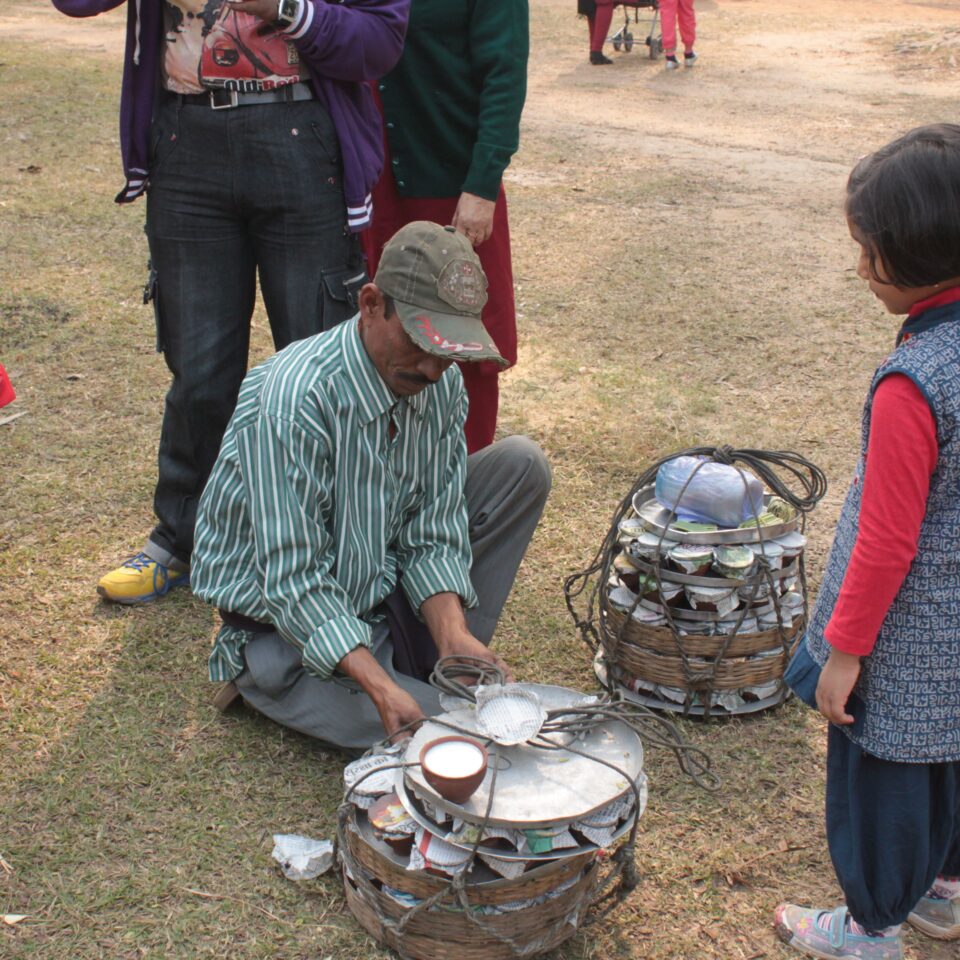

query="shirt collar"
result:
[897,285,960,345]
[339,318,431,424]
[907,284,960,319]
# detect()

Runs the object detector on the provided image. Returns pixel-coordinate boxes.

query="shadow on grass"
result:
[0,590,638,960]
[0,594,383,959]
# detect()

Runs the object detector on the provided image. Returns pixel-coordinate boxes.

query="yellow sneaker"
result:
[97,553,190,604]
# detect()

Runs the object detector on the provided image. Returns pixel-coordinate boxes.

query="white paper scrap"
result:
[478,853,527,880]
[271,834,334,881]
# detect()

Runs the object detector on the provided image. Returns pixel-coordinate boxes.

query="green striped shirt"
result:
[192,319,477,682]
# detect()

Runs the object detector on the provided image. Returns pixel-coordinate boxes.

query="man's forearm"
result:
[336,645,425,739]
[420,592,513,681]
[420,592,471,654]
[338,645,397,705]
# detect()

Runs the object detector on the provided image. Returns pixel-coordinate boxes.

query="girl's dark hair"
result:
[846,123,960,288]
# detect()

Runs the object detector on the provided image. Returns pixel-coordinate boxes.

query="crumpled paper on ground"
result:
[271,834,334,881]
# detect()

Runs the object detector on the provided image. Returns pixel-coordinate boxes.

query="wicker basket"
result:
[603,603,801,659]
[339,814,601,960]
[341,814,595,906]
[602,597,802,692]
[564,446,825,716]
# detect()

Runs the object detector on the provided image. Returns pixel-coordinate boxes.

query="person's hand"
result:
[420,592,514,683]
[451,192,496,247]
[371,684,426,743]
[815,648,861,725]
[337,645,425,742]
[225,0,280,22]
[436,628,514,684]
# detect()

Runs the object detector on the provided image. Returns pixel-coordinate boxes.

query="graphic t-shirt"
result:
[162,0,304,94]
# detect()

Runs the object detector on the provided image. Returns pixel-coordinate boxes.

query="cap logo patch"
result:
[415,316,484,353]
[437,259,486,312]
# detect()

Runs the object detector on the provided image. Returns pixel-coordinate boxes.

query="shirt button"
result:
[397,180,406,188]
[378,83,386,91]
[392,158,400,166]
[386,122,395,129]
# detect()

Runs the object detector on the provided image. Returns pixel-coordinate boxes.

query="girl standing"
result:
[659,0,696,69]
[777,124,960,959]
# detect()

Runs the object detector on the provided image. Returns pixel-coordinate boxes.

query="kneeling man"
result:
[191,222,550,750]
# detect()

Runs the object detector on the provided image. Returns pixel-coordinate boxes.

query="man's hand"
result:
[815,648,861,725]
[451,192,496,248]
[225,0,280,23]
[437,628,514,683]
[371,684,426,743]
[421,592,514,682]
[337,646,425,742]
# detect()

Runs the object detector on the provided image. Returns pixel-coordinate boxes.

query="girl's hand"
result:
[815,649,861,725]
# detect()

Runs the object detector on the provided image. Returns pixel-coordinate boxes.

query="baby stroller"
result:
[611,1,663,59]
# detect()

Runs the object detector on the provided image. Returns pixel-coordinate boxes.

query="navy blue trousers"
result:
[826,724,960,929]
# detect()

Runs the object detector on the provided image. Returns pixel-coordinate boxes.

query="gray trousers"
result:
[234,435,551,751]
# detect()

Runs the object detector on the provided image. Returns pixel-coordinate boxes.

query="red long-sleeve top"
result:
[822,290,960,656]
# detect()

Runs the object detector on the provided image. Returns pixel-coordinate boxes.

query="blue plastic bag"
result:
[654,456,764,528]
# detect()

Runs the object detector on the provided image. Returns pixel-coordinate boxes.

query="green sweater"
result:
[377,0,529,201]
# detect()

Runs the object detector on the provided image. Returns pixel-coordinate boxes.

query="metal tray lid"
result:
[401,683,644,829]
[631,486,800,545]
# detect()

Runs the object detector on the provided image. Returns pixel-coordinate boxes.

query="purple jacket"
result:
[50,0,409,230]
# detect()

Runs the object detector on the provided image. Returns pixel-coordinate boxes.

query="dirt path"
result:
[526,0,960,187]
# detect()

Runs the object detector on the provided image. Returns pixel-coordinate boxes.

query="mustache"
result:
[396,371,432,386]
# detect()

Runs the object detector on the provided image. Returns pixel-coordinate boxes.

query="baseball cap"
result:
[374,221,507,367]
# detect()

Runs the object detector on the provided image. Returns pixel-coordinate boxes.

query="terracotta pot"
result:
[419,736,489,805]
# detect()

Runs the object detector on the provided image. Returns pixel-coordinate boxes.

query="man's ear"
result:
[358,282,385,320]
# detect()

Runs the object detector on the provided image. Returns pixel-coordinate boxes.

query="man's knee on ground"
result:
[496,434,552,504]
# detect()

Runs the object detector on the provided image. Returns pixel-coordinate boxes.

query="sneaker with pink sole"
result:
[773,904,904,960]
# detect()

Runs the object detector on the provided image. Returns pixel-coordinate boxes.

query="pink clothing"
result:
[659,0,695,55]
[0,363,14,408]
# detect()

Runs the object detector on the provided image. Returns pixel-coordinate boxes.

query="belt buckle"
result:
[209,89,239,110]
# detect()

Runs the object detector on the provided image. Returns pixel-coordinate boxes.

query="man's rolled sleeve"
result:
[402,553,477,617]
[302,614,372,678]
[241,413,372,679]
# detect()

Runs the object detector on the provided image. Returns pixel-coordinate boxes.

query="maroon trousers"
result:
[361,133,517,454]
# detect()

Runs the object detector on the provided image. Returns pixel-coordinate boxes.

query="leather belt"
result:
[219,608,275,633]
[172,82,315,111]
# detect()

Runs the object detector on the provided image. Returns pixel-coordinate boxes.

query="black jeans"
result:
[144,94,365,565]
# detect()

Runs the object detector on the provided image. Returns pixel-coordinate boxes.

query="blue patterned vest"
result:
[804,303,960,763]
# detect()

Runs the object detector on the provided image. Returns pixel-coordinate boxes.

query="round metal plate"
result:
[402,683,643,829]
[394,776,633,861]
[351,806,503,884]
[634,596,777,622]
[631,486,800,544]
[594,652,789,717]
[626,556,799,588]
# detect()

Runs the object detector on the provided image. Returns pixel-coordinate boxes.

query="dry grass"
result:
[3,0,960,957]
